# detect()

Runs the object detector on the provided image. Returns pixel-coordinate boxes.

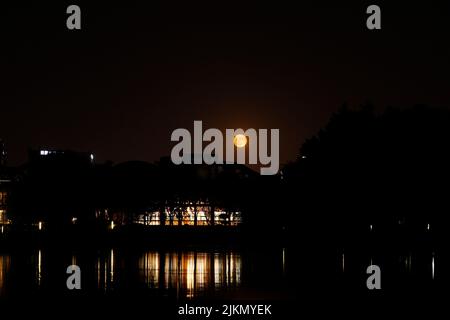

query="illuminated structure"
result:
[92,158,250,228]
[96,201,242,228]
[30,148,95,165]
[135,201,242,226]
[6,150,250,230]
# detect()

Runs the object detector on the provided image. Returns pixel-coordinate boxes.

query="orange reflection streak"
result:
[139,252,160,288]
[0,255,11,295]
[142,251,242,298]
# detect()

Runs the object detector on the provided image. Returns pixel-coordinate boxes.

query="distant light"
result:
[40,150,48,156]
[301,155,307,159]
[37,250,42,286]
[432,253,435,280]
[38,221,43,231]
[427,223,430,231]
[110,221,115,230]
[110,249,115,282]
[90,153,94,161]
[1,226,3,234]
[369,224,373,231]
[72,217,78,224]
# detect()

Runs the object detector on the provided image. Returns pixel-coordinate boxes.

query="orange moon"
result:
[233,134,247,148]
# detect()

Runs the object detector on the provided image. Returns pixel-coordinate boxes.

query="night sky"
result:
[1,2,449,166]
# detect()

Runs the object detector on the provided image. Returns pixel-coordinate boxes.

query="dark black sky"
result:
[1,2,450,166]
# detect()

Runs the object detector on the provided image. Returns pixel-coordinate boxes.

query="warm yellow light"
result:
[38,221,43,231]
[233,134,247,148]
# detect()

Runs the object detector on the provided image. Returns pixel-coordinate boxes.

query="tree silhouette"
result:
[283,104,450,248]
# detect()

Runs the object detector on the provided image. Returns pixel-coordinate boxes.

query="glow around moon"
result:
[233,134,247,148]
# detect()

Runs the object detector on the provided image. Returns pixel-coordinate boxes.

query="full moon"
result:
[233,134,247,148]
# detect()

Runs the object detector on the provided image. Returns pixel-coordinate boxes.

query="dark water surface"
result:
[0,244,446,318]
[0,245,443,297]
[0,246,291,299]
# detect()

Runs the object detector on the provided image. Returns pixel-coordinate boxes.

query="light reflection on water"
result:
[94,249,116,291]
[138,251,241,298]
[0,255,11,295]
[93,250,241,298]
[0,247,439,298]
[140,251,159,288]
[431,253,435,280]
[37,250,42,286]
[0,248,246,298]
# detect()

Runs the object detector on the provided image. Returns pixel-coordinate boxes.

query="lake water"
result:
[0,245,442,300]
[0,244,445,320]
[0,247,291,299]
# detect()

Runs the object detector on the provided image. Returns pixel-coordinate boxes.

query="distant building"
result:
[6,150,250,231]
[98,159,249,228]
[29,148,95,166]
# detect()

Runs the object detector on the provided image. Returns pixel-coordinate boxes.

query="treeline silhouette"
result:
[5,104,450,248]
[280,104,450,250]
[7,154,257,232]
